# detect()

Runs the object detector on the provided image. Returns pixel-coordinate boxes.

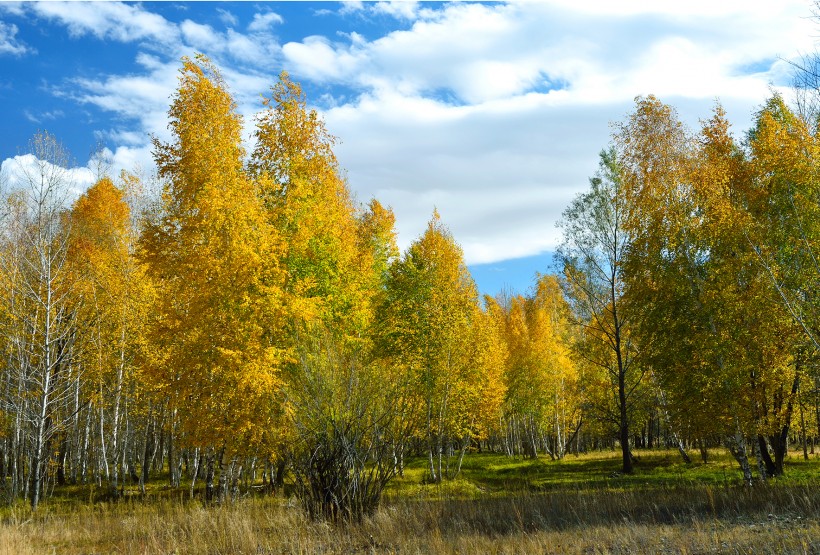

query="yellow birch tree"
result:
[138,56,285,488]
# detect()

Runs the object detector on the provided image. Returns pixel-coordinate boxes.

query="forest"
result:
[0,54,818,529]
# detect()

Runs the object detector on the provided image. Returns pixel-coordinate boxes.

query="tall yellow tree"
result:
[742,96,813,475]
[139,56,285,494]
[250,71,404,518]
[67,176,151,496]
[376,212,505,482]
[494,276,579,459]
[614,96,802,480]
[250,72,373,342]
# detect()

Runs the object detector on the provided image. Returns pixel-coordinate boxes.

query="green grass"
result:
[385,447,820,500]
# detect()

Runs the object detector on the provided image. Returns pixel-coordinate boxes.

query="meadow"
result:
[1,448,819,554]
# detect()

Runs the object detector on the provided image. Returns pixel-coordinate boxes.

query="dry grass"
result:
[3,449,820,553]
[1,483,818,554]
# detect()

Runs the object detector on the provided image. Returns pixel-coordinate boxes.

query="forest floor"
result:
[2,448,820,554]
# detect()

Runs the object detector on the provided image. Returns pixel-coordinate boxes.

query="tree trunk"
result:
[799,387,809,461]
[674,433,692,464]
[189,448,200,499]
[205,451,216,502]
[727,427,753,486]
[30,360,54,510]
[618,376,632,474]
[698,438,709,463]
[753,440,768,483]
[613,293,632,474]
[56,433,68,486]
[769,372,801,475]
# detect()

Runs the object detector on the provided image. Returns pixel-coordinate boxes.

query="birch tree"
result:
[376,212,505,482]
[557,149,641,474]
[139,56,285,496]
[0,132,78,508]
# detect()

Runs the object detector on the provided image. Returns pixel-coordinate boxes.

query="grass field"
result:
[2,448,820,554]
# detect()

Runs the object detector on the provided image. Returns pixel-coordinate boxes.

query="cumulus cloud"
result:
[1,153,96,202]
[2,0,815,267]
[30,1,179,47]
[281,36,361,82]
[324,92,617,262]
[286,1,813,261]
[285,2,813,107]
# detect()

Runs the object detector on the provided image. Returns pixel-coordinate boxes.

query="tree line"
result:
[0,55,817,518]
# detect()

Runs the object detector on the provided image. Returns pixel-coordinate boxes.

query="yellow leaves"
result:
[610,93,808,439]
[140,55,287,455]
[496,274,579,437]
[251,72,382,351]
[376,212,503,444]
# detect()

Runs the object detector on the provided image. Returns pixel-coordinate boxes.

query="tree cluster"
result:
[1,56,818,518]
[559,95,820,480]
[0,57,507,518]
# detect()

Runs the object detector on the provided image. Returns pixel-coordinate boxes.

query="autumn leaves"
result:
[561,94,820,478]
[2,54,817,515]
[141,57,512,516]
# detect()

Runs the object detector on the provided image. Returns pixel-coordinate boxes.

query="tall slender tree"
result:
[376,212,505,482]
[139,56,285,489]
[557,149,641,474]
[0,132,78,508]
[67,176,152,496]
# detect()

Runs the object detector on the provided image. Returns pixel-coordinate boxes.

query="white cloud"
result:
[109,144,154,179]
[0,3,26,17]
[1,154,96,202]
[4,0,816,268]
[225,29,274,67]
[282,36,361,82]
[324,91,617,262]
[0,21,31,56]
[217,8,238,28]
[373,1,420,21]
[285,1,814,108]
[338,2,365,16]
[1,3,283,208]
[248,11,284,32]
[289,1,815,262]
[180,20,220,51]
[31,1,179,46]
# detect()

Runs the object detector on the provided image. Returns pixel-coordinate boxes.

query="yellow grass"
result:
[0,488,817,554]
[3,448,820,553]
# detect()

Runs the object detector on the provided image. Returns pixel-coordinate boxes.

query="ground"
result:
[1,448,819,554]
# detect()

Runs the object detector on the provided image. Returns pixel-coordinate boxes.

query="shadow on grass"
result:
[386,483,820,538]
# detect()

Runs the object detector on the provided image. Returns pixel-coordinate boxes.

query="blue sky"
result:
[0,1,815,297]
